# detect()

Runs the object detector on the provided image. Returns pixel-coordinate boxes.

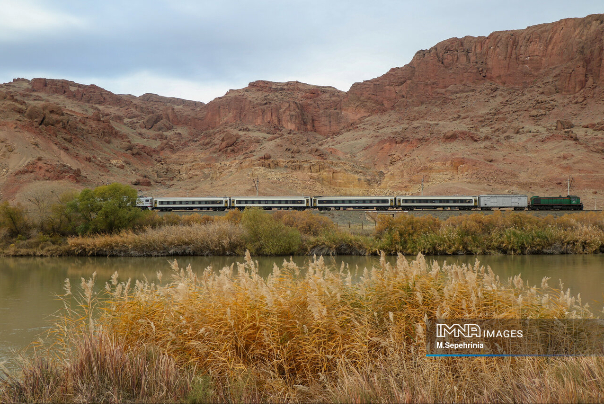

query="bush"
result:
[73,183,145,234]
[223,209,242,224]
[241,207,301,255]
[272,210,336,236]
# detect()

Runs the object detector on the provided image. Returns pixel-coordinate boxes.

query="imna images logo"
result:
[436,323,481,338]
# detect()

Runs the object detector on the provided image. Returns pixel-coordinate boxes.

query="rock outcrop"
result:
[349,14,604,108]
[201,81,348,135]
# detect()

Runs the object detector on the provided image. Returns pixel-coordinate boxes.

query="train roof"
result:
[231,196,309,199]
[313,195,392,198]
[478,194,528,197]
[396,195,476,198]
[153,196,229,200]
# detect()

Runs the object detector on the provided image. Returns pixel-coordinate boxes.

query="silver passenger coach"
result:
[231,196,311,210]
[153,197,230,211]
[396,196,477,210]
[312,196,394,211]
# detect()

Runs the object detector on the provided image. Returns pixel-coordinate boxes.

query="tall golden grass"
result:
[2,253,602,402]
[68,221,246,256]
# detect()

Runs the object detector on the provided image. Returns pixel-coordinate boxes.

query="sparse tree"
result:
[0,201,30,239]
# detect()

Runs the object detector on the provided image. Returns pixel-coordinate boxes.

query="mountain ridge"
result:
[1,14,604,208]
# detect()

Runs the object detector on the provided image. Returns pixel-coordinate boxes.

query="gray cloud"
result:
[1,0,602,102]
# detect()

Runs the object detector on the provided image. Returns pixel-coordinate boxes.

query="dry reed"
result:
[4,252,601,402]
[67,221,246,256]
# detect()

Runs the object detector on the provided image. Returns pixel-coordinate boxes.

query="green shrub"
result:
[72,183,145,234]
[241,207,301,255]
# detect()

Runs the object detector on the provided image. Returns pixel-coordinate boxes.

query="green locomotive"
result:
[529,195,583,210]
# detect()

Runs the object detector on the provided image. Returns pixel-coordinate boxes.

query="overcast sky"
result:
[0,0,601,103]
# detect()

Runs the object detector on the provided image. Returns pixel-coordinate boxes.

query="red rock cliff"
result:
[200,81,348,135]
[349,14,604,108]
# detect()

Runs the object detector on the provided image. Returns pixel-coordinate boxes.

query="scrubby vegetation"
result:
[375,212,604,255]
[2,254,602,402]
[2,185,604,256]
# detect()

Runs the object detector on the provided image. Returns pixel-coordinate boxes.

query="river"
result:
[1,254,603,369]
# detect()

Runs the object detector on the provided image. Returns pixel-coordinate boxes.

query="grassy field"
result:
[1,253,603,403]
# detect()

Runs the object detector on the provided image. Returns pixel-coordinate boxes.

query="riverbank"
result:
[1,254,602,403]
[1,210,604,257]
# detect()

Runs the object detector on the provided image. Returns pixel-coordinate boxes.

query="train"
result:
[136,194,583,211]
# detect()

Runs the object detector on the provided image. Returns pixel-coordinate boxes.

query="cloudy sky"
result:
[0,0,601,102]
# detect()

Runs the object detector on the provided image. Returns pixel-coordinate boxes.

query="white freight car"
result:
[478,195,528,210]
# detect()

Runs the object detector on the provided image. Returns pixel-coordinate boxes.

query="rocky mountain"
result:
[1,14,604,208]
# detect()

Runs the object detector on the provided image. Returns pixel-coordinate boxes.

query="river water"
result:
[1,254,603,369]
